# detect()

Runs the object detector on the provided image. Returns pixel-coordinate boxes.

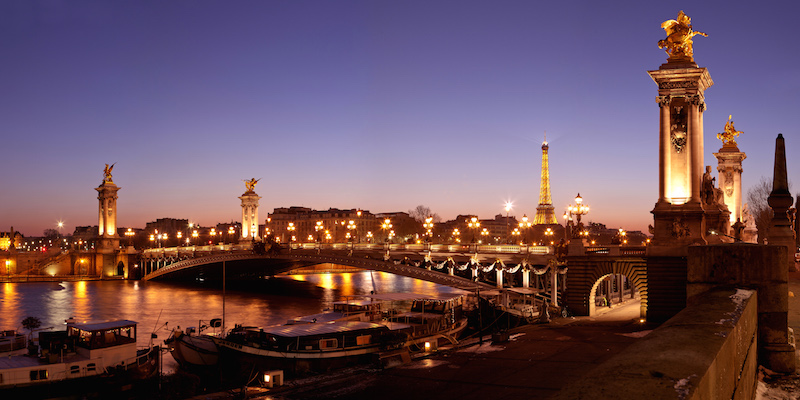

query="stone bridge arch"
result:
[563,256,647,317]
[142,251,497,290]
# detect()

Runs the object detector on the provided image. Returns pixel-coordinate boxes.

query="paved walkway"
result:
[267,300,651,400]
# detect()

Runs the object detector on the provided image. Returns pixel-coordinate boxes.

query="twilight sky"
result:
[2,1,798,237]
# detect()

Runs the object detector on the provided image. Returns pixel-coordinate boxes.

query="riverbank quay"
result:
[250,301,649,400]
[0,275,107,283]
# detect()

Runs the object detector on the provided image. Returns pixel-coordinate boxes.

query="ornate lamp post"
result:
[519,214,532,244]
[347,220,356,242]
[544,227,554,245]
[452,228,461,243]
[124,228,135,247]
[366,231,373,243]
[315,221,324,242]
[511,228,521,244]
[504,201,513,243]
[381,219,393,243]
[423,217,434,242]
[467,216,480,244]
[567,193,590,238]
[480,228,489,244]
[287,222,296,243]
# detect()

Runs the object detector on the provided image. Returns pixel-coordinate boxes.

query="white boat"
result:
[0,319,160,398]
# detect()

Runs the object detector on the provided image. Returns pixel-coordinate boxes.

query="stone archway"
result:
[564,257,647,318]
[117,261,125,276]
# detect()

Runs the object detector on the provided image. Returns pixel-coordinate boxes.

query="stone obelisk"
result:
[763,133,797,372]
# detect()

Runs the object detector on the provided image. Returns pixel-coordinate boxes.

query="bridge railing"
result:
[285,242,551,255]
[141,242,553,258]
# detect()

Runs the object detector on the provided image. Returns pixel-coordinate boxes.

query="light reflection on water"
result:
[0,270,462,373]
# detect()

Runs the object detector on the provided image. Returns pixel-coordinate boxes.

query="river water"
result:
[0,271,463,372]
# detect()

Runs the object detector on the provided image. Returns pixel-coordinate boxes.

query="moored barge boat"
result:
[0,319,159,398]
[216,292,468,380]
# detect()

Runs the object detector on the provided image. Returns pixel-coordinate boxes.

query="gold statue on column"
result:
[103,163,115,183]
[244,178,260,192]
[658,11,707,62]
[717,115,742,146]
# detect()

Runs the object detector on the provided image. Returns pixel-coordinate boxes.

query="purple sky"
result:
[2,1,798,237]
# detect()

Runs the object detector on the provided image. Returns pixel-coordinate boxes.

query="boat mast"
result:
[222,260,226,334]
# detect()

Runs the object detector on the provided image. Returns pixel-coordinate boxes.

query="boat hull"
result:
[167,333,219,367]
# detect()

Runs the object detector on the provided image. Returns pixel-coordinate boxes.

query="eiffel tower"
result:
[534,135,557,225]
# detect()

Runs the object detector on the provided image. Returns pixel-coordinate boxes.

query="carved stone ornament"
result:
[659,81,697,90]
[671,132,686,153]
[671,218,690,238]
[670,105,688,153]
[656,95,671,107]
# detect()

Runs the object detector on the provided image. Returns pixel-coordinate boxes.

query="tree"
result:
[746,176,793,244]
[408,205,441,223]
[20,316,42,343]
[43,229,60,239]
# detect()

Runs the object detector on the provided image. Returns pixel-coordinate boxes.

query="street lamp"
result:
[452,228,461,243]
[191,229,199,245]
[518,215,532,244]
[544,227,554,245]
[124,228,135,247]
[480,228,489,244]
[315,221,324,242]
[210,228,217,245]
[566,193,590,238]
[347,220,356,242]
[366,231,373,243]
[381,219,393,243]
[511,227,521,244]
[504,201,513,243]
[423,217,434,242]
[467,216,480,244]
[287,222,296,243]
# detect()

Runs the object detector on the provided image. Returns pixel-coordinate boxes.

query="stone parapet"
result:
[553,287,758,400]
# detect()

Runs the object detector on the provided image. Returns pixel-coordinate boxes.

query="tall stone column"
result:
[96,180,120,249]
[714,147,746,226]
[96,166,121,277]
[239,179,262,241]
[648,66,713,246]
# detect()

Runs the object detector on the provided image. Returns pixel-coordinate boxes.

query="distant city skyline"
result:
[2,2,797,237]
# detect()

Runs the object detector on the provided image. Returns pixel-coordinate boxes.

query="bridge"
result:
[139,242,651,317]
[141,242,552,290]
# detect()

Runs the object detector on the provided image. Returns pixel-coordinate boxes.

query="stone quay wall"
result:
[554,286,758,400]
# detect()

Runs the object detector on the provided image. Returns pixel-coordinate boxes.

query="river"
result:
[0,271,464,372]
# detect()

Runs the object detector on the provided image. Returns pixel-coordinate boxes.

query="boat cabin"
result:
[287,299,382,324]
[235,321,390,353]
